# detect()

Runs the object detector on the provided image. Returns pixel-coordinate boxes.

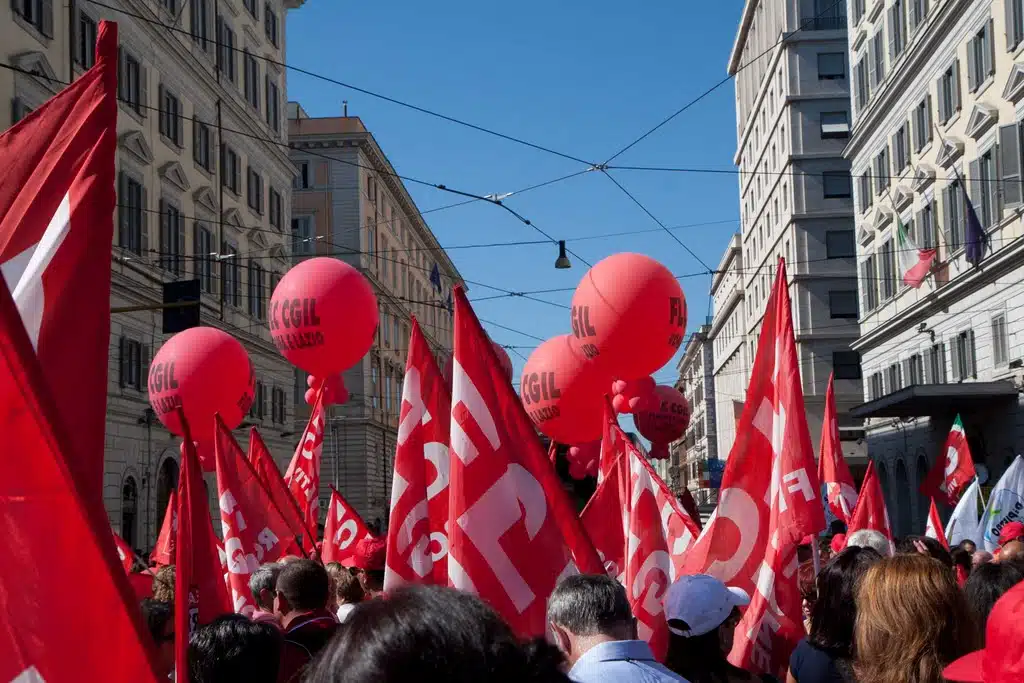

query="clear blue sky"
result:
[286,1,744,412]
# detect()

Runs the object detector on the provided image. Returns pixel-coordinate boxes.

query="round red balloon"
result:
[269,257,378,375]
[519,335,611,445]
[148,327,255,443]
[571,253,686,379]
[634,385,690,459]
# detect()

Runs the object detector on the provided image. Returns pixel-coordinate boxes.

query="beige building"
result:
[670,322,719,507]
[288,102,463,529]
[2,0,306,552]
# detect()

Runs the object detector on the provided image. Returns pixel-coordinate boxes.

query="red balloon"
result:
[610,376,657,414]
[567,441,600,479]
[634,385,690,460]
[269,257,378,375]
[305,373,349,406]
[148,327,255,445]
[571,253,686,378]
[519,335,611,445]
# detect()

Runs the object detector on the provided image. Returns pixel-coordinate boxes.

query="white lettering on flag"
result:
[10,668,45,683]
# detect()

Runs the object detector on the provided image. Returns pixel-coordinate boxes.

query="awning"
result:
[850,381,1019,419]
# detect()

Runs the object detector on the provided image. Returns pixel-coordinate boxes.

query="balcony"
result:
[801,15,847,31]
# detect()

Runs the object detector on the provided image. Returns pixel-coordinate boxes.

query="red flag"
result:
[924,498,949,549]
[448,286,602,636]
[249,428,316,555]
[384,317,452,588]
[214,416,301,614]
[285,385,326,530]
[322,486,374,565]
[682,258,825,677]
[920,414,976,506]
[846,461,894,548]
[0,212,160,681]
[174,415,232,680]
[150,488,177,566]
[0,20,117,507]
[818,373,858,523]
[112,531,136,573]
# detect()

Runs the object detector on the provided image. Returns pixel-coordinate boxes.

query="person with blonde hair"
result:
[854,554,978,683]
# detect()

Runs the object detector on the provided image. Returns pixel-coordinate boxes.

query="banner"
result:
[981,455,1024,552]
[946,478,983,547]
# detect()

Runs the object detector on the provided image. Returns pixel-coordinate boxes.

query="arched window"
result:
[895,460,911,538]
[121,476,139,550]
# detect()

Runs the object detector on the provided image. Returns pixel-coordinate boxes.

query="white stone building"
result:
[709,234,750,460]
[671,323,719,506]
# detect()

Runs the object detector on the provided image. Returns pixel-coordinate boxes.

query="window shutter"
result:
[968,329,977,377]
[968,159,982,223]
[967,38,978,91]
[868,44,878,87]
[157,84,164,133]
[142,341,151,389]
[177,213,186,275]
[139,63,148,118]
[40,0,53,38]
[140,185,149,256]
[176,105,184,147]
[926,94,933,138]
[118,336,127,387]
[951,337,962,381]
[117,172,128,248]
[1008,0,1019,51]
[999,123,1023,209]
[159,200,169,266]
[923,347,933,384]
[117,47,125,99]
[989,19,996,77]
[953,59,961,111]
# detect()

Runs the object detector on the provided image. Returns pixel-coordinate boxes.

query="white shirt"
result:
[336,603,356,623]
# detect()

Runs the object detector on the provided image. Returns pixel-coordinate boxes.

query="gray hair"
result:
[249,562,283,609]
[546,574,633,636]
[846,529,892,557]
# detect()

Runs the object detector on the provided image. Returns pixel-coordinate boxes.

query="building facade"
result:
[671,323,719,506]
[2,0,305,552]
[288,102,463,529]
[846,0,1024,536]
[730,0,866,461]
[709,234,750,459]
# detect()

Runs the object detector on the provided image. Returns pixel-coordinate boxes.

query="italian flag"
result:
[897,218,936,288]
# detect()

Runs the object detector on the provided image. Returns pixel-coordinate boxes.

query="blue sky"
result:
[286,1,744,414]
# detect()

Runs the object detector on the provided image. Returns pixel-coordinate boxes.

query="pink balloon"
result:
[567,441,600,479]
[634,385,690,458]
[305,373,349,406]
[303,388,317,406]
[269,257,378,375]
[610,376,657,414]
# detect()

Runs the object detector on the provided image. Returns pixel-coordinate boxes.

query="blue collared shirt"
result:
[568,640,690,683]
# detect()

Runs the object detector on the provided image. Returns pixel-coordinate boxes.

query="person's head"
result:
[973,550,994,569]
[188,614,282,683]
[546,574,635,665]
[951,547,973,576]
[333,566,365,607]
[959,539,978,555]
[998,540,1024,563]
[964,561,1024,645]
[998,521,1024,548]
[845,529,892,557]
[350,537,387,595]
[306,584,569,683]
[324,562,343,610]
[943,580,1024,683]
[249,562,283,612]
[896,535,953,568]
[663,574,750,680]
[274,559,329,621]
[854,554,979,683]
[809,546,882,659]
[152,565,175,603]
[798,559,817,617]
[830,519,848,536]
[140,598,175,677]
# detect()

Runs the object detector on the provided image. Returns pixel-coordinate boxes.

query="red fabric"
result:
[249,428,316,555]
[112,531,135,572]
[846,461,894,548]
[0,116,161,682]
[818,373,858,523]
[150,489,177,566]
[384,317,452,589]
[128,572,156,601]
[998,521,1024,547]
[920,416,976,506]
[285,388,326,530]
[447,286,602,636]
[681,257,825,678]
[943,580,1024,683]
[214,417,302,614]
[351,536,387,571]
[321,486,374,565]
[277,611,339,683]
[924,498,949,550]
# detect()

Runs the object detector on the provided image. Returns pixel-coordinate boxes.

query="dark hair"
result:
[664,609,747,683]
[830,520,848,535]
[546,574,633,637]
[276,559,329,612]
[896,535,952,568]
[964,561,1024,644]
[809,546,882,658]
[958,539,977,554]
[188,614,282,683]
[139,598,173,644]
[798,559,817,605]
[306,584,568,683]
[950,547,973,575]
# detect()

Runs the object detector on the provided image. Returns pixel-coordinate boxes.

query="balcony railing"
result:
[801,15,848,31]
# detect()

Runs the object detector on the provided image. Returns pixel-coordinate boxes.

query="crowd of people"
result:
[137,525,1024,683]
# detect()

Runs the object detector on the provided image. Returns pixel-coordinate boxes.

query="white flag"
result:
[945,478,983,547]
[980,455,1024,552]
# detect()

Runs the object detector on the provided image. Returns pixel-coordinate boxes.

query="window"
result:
[909,0,928,33]
[265,76,280,133]
[971,148,999,229]
[118,172,146,256]
[829,290,859,318]
[818,53,846,79]
[893,122,910,172]
[926,343,947,383]
[269,188,282,229]
[821,111,850,139]
[119,337,146,390]
[190,0,210,50]
[160,0,178,13]
[244,51,260,109]
[853,0,866,24]
[880,239,896,300]
[886,363,903,392]
[943,178,965,251]
[967,21,994,92]
[271,387,287,424]
[833,351,863,380]
[294,161,310,190]
[246,166,264,214]
[221,241,241,306]
[248,260,265,320]
[826,230,856,258]
[913,96,932,151]
[918,200,937,249]
[220,144,240,194]
[1010,0,1024,51]
[992,314,1009,366]
[216,17,236,83]
[869,372,884,399]
[250,381,265,420]
[371,363,380,409]
[158,200,185,276]
[119,52,145,115]
[858,173,873,213]
[158,86,183,147]
[870,30,886,87]
[889,1,906,59]
[243,0,257,18]
[952,329,977,380]
[823,171,852,199]
[292,217,314,256]
[874,147,890,193]
[76,12,98,68]
[854,58,869,111]
[13,0,53,37]
[938,61,961,123]
[193,223,215,293]
[264,3,279,46]
[193,118,213,171]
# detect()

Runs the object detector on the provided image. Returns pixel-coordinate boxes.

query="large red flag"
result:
[682,258,825,677]
[175,415,232,680]
[818,373,858,523]
[0,20,117,507]
[249,428,316,555]
[214,416,301,614]
[322,485,375,565]
[384,317,452,589]
[920,414,976,506]
[150,488,177,566]
[846,460,894,548]
[0,220,160,681]
[285,385,326,530]
[448,286,602,636]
